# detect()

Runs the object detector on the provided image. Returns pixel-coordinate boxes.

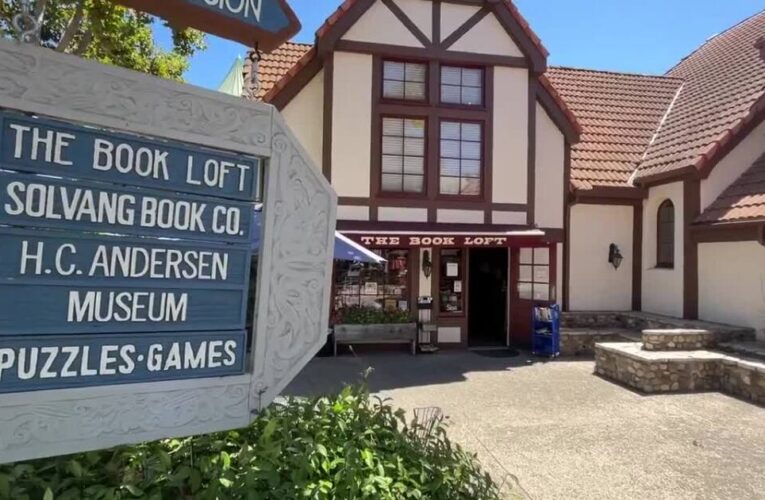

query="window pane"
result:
[534,248,550,264]
[533,284,550,301]
[461,123,482,141]
[382,174,402,191]
[405,63,426,82]
[382,136,403,155]
[460,178,480,195]
[383,80,404,99]
[440,121,461,140]
[404,137,425,156]
[403,175,424,193]
[518,282,533,300]
[441,139,461,158]
[440,158,460,176]
[461,86,482,106]
[404,82,426,100]
[520,248,533,264]
[441,66,461,85]
[461,160,481,178]
[382,155,403,173]
[462,141,481,160]
[383,61,405,80]
[404,119,426,138]
[534,266,550,283]
[462,68,482,87]
[383,117,403,136]
[519,265,532,282]
[403,156,424,174]
[440,177,459,195]
[439,249,464,314]
[441,85,461,104]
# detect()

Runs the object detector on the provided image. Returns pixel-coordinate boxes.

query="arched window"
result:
[657,200,675,268]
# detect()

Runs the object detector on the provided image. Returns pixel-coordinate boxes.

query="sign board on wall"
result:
[115,0,301,51]
[0,110,260,394]
[0,11,334,465]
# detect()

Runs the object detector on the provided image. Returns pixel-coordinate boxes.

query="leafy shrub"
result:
[0,381,500,499]
[335,306,412,325]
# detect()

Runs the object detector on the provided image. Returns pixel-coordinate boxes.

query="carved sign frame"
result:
[0,39,336,463]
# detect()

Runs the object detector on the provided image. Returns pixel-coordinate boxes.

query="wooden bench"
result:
[333,323,418,356]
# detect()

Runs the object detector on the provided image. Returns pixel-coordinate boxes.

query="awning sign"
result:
[345,234,549,248]
[115,0,301,51]
[0,110,261,394]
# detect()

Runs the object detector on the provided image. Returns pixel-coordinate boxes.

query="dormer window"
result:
[382,61,427,101]
[441,66,484,106]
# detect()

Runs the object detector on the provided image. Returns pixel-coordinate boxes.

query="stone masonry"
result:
[642,329,716,351]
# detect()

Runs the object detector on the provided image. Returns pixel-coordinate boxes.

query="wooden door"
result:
[509,246,556,347]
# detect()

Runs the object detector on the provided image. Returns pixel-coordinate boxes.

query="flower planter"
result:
[333,323,418,356]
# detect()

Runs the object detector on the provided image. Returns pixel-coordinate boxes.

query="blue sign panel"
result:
[0,111,262,202]
[0,228,251,288]
[0,330,246,394]
[187,0,291,31]
[0,284,248,335]
[0,171,254,244]
[0,107,259,394]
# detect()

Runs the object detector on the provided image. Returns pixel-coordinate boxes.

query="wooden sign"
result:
[116,0,301,51]
[0,110,260,393]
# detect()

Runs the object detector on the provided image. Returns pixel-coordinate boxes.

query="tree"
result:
[0,0,206,81]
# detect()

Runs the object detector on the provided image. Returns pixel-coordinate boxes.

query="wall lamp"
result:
[608,244,624,270]
[422,250,433,278]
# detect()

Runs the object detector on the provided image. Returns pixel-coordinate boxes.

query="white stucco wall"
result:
[440,3,480,42]
[535,103,565,229]
[342,0,425,47]
[642,181,684,317]
[701,119,765,210]
[569,204,634,311]
[395,0,432,41]
[699,241,765,339]
[556,242,563,305]
[282,69,324,170]
[449,13,523,57]
[331,51,372,198]
[493,67,528,204]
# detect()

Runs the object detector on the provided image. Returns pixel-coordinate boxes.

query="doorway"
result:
[468,248,509,346]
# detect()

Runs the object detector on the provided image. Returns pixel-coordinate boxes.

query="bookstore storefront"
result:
[332,232,559,348]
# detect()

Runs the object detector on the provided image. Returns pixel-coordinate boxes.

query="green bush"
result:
[0,381,500,499]
[335,306,412,325]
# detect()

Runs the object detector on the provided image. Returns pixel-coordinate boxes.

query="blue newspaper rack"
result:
[532,304,561,358]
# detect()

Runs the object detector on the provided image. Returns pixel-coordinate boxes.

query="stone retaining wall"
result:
[595,343,765,405]
[561,329,634,356]
[642,330,716,351]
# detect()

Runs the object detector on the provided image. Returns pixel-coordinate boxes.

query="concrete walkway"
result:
[284,351,765,500]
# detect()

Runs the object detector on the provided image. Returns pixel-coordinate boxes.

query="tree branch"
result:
[33,0,49,22]
[57,1,85,52]
[74,28,92,56]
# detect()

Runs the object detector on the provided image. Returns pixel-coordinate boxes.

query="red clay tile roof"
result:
[696,151,765,224]
[546,67,683,190]
[635,10,765,182]
[246,42,313,100]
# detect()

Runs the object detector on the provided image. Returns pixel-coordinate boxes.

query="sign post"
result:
[0,30,335,463]
[115,0,301,51]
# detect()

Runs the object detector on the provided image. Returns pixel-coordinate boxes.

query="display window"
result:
[439,249,464,315]
[333,250,410,313]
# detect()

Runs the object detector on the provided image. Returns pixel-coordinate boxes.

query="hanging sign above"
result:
[115,0,301,51]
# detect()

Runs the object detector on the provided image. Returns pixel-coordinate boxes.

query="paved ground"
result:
[284,351,765,500]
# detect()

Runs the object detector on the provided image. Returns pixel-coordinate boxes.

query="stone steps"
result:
[718,341,765,363]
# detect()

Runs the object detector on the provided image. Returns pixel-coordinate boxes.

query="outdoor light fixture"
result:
[422,250,433,278]
[608,244,624,270]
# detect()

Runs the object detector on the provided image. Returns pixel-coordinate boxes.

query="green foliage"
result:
[336,306,413,325]
[0,382,500,499]
[0,0,206,81]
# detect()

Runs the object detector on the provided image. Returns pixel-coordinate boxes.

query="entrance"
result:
[509,246,556,347]
[468,248,509,347]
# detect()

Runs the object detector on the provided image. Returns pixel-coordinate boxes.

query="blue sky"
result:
[160,0,763,90]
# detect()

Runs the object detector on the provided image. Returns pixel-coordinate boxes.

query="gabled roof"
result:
[635,10,765,183]
[245,42,313,100]
[546,67,683,191]
[696,151,765,224]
